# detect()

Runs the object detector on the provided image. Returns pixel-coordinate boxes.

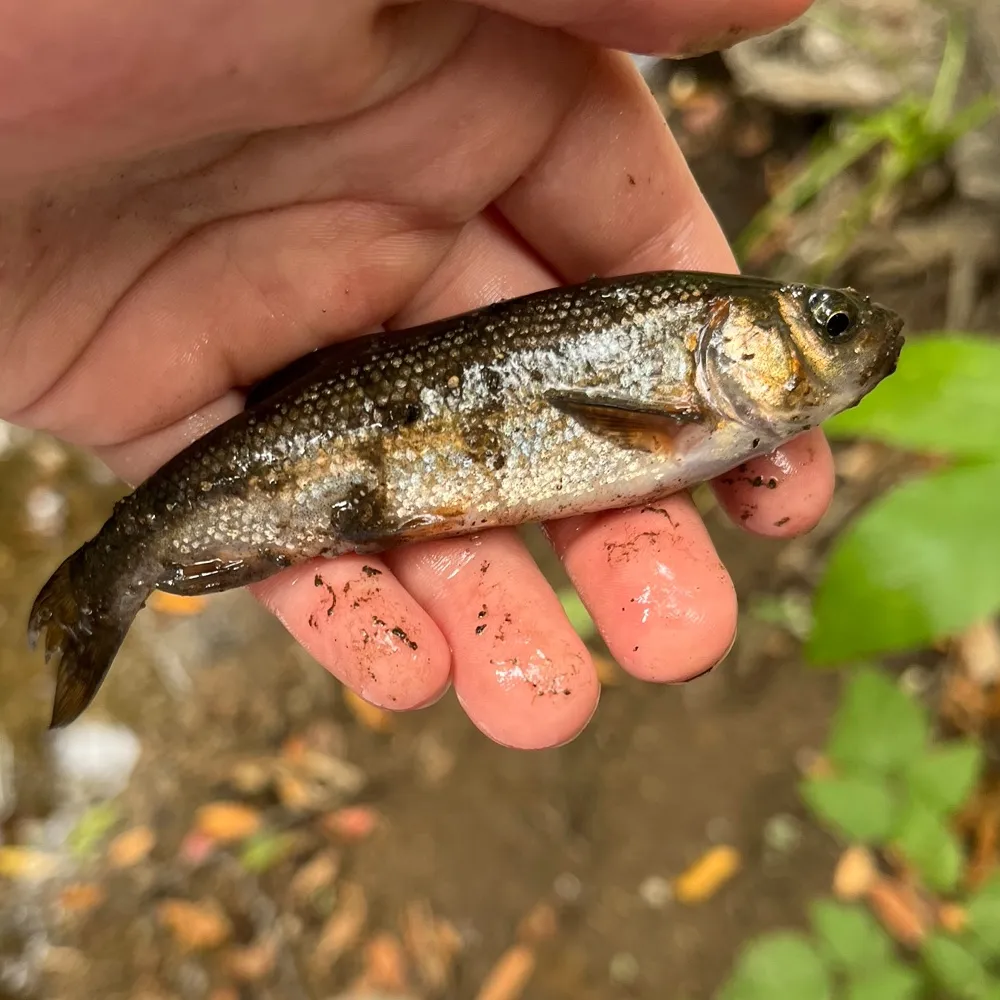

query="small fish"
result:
[27,271,904,727]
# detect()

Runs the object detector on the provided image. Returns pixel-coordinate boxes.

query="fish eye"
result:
[807,290,858,343]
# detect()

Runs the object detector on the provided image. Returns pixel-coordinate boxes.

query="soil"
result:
[1,49,998,1000]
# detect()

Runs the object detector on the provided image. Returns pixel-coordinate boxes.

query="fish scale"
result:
[26,269,904,729]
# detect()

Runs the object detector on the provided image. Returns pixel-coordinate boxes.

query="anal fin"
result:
[158,555,289,596]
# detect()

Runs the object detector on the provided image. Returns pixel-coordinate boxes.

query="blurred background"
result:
[2,1,999,998]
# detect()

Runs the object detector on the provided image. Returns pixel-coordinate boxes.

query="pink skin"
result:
[712,431,836,538]
[0,0,826,749]
[386,532,599,750]
[253,555,453,711]
[546,498,738,683]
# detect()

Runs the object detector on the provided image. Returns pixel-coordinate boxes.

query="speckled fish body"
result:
[28,270,904,727]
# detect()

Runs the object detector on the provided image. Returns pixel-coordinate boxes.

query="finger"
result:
[3,0,476,182]
[8,18,584,430]
[477,0,813,56]
[19,201,456,448]
[95,405,455,712]
[386,533,598,750]
[397,205,738,690]
[488,49,741,680]
[711,429,835,537]
[545,494,737,681]
[382,214,599,749]
[6,0,811,182]
[498,46,835,545]
[251,555,452,712]
[497,48,737,281]
[92,393,455,712]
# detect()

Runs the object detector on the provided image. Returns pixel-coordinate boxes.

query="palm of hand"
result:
[0,0,826,748]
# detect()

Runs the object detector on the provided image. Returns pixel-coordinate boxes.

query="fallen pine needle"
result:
[475,945,536,1000]
[673,846,742,903]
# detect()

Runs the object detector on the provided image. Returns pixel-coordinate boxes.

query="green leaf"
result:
[845,963,922,1000]
[824,335,1000,460]
[892,799,964,892]
[719,932,832,1000]
[557,587,596,642]
[967,874,1000,958]
[904,741,983,815]
[810,900,893,971]
[801,774,896,843]
[807,464,1000,664]
[66,801,122,860]
[923,932,991,999]
[239,831,297,874]
[826,668,928,776]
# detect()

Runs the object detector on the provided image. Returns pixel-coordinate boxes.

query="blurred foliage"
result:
[734,17,997,281]
[802,669,980,892]
[808,335,1000,665]
[557,586,597,643]
[66,801,123,861]
[717,669,999,1000]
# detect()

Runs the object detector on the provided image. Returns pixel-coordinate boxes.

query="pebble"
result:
[762,814,803,855]
[608,952,640,987]
[28,438,67,475]
[23,486,66,537]
[49,721,141,801]
[629,54,662,81]
[899,665,933,697]
[553,872,582,904]
[638,875,672,909]
[414,732,455,786]
[705,816,735,844]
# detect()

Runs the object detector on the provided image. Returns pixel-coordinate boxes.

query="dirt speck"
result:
[390,626,418,650]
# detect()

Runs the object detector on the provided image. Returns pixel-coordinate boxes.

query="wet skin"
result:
[1,0,826,748]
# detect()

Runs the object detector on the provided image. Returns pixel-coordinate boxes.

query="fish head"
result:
[698,279,904,436]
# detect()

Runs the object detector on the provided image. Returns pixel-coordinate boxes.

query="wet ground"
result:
[2,44,999,1000]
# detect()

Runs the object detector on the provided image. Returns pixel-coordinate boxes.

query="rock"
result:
[723,0,947,111]
[953,0,1000,203]
[629,54,663,82]
[49,720,141,801]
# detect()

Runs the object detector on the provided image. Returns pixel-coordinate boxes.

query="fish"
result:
[27,270,904,728]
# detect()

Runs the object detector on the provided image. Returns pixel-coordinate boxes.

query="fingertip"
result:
[386,531,601,750]
[454,656,601,750]
[548,496,738,683]
[251,556,452,711]
[712,429,835,538]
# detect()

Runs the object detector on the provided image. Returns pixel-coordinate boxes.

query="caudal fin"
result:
[27,552,153,729]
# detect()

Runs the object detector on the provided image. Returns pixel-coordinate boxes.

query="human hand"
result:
[0,0,825,748]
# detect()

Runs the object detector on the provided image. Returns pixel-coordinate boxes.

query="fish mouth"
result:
[883,310,906,377]
[871,302,905,380]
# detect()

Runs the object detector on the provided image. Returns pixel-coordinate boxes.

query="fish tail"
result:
[27,546,157,729]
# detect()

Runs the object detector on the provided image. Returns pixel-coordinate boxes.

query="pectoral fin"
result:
[544,388,708,453]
